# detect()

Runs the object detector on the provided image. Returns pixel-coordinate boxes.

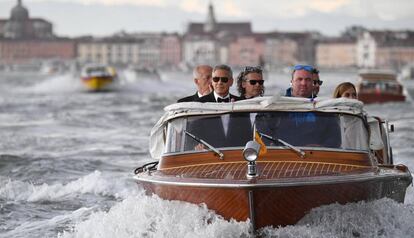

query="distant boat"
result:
[80,64,117,92]
[357,70,405,104]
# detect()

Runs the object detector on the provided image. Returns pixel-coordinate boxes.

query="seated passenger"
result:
[185,113,253,150]
[256,112,341,148]
[333,82,357,99]
[236,66,265,99]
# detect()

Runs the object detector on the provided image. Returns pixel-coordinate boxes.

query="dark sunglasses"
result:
[293,64,315,73]
[246,80,264,85]
[212,77,229,83]
[313,80,323,86]
[244,66,262,73]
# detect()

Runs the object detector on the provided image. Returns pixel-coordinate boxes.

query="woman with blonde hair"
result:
[333,82,357,99]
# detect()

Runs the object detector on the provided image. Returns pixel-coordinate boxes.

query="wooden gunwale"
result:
[133,167,410,188]
[158,149,373,170]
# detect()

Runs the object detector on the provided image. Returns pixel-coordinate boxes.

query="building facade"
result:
[357,30,414,70]
[0,0,76,64]
[183,3,252,67]
[316,38,357,68]
[77,33,181,68]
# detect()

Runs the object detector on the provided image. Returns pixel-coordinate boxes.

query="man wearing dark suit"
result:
[185,65,252,150]
[177,65,213,102]
[186,113,253,149]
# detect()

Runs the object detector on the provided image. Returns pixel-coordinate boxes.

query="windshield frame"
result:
[163,111,370,155]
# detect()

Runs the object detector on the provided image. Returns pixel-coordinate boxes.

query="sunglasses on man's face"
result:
[246,80,264,85]
[293,64,315,72]
[212,77,229,83]
[313,80,323,86]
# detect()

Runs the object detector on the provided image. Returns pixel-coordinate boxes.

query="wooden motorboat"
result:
[133,97,412,230]
[80,64,117,92]
[357,70,405,104]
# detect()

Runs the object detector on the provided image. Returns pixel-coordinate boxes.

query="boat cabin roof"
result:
[358,70,397,82]
[163,96,364,119]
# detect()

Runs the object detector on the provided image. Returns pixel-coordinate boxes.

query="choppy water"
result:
[1,70,414,238]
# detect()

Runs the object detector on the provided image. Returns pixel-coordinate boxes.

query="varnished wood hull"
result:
[134,150,412,229]
[136,173,410,228]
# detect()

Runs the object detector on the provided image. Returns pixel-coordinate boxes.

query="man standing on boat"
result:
[177,65,213,102]
[285,65,321,98]
[198,64,240,103]
[187,65,248,149]
[237,66,265,99]
[285,65,315,98]
[312,68,323,97]
[257,64,341,148]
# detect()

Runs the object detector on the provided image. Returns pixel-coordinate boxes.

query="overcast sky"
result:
[1,0,413,37]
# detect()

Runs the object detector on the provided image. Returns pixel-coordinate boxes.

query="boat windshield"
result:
[85,67,111,77]
[165,111,369,153]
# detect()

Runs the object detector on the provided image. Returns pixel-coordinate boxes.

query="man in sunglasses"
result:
[177,65,213,102]
[237,66,265,99]
[198,64,240,103]
[190,65,249,149]
[312,68,323,97]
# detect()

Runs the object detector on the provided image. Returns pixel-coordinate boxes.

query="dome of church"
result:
[10,0,29,21]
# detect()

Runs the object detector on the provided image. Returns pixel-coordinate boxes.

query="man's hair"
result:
[213,64,233,78]
[193,65,212,79]
[237,68,264,96]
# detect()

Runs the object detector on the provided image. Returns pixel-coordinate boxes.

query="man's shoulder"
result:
[198,92,215,102]
[177,92,199,103]
[285,87,292,97]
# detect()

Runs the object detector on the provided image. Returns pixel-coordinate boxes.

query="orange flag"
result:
[254,131,267,156]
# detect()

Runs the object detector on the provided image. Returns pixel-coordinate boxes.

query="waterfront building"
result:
[357,30,414,70]
[0,0,75,64]
[316,37,357,69]
[183,3,252,66]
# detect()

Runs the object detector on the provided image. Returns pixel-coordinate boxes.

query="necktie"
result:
[217,97,230,103]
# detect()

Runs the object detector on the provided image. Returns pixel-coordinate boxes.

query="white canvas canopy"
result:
[149,96,368,160]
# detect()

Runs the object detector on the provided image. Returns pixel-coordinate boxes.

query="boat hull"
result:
[136,172,410,229]
[358,93,405,104]
[81,76,114,92]
[134,156,412,229]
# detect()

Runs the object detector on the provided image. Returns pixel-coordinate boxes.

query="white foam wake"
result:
[261,198,414,238]
[0,171,137,202]
[28,73,84,93]
[58,193,250,238]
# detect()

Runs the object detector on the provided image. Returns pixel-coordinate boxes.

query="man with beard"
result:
[237,66,265,99]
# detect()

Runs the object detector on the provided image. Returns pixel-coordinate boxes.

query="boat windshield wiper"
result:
[184,130,224,160]
[258,132,306,159]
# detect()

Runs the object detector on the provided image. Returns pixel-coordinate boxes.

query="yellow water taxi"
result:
[80,64,117,92]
